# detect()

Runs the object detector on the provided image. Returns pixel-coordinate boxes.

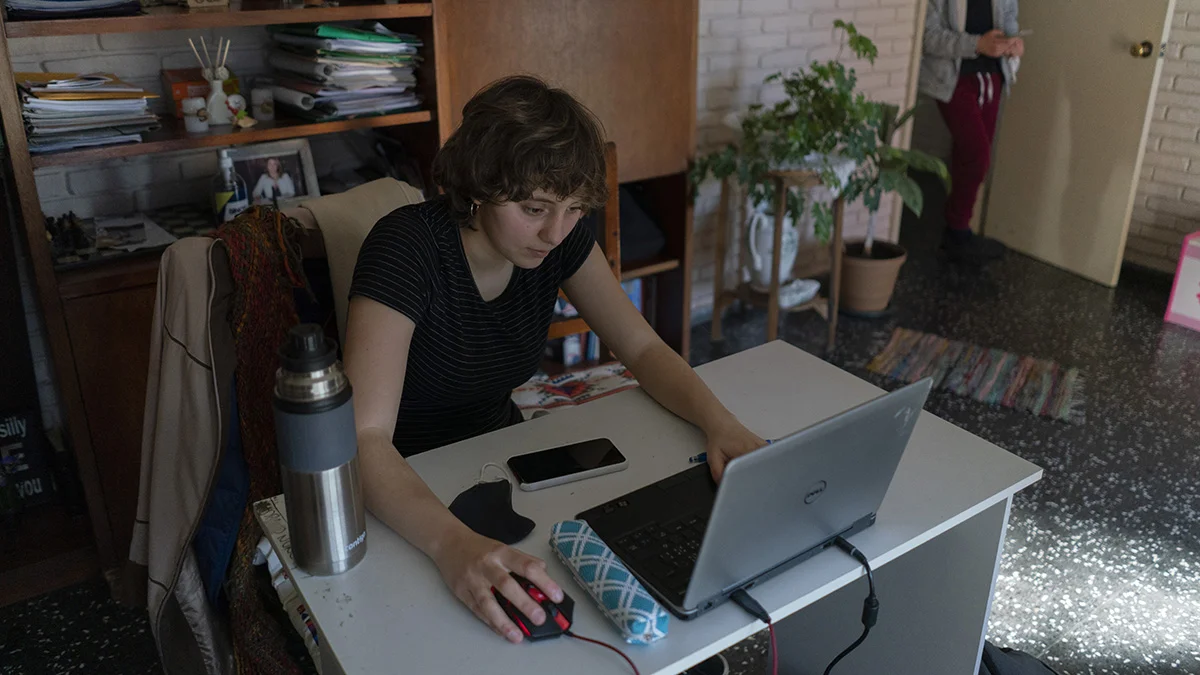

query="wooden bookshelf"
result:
[30,110,433,168]
[540,358,605,377]
[4,0,432,38]
[0,502,93,573]
[621,255,680,282]
[0,547,98,606]
[547,316,588,340]
[0,0,443,603]
[0,502,97,605]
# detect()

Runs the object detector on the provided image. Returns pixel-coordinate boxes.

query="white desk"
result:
[256,341,1041,675]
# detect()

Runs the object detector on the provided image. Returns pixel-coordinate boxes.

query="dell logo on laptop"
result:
[804,480,828,504]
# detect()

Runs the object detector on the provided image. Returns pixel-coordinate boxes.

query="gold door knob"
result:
[1132,41,1154,58]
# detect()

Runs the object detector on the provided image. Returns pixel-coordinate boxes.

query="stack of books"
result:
[17,73,159,154]
[4,0,139,21]
[266,22,423,122]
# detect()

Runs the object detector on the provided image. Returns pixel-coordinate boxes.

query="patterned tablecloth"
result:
[513,361,639,417]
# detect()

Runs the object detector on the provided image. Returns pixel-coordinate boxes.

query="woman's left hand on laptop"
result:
[704,418,767,482]
[558,252,767,483]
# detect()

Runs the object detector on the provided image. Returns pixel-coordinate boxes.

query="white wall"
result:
[1127,0,1200,273]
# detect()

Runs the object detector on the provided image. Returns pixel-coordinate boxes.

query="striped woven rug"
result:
[867,328,1085,423]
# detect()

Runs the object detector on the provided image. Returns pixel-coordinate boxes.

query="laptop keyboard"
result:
[614,513,710,598]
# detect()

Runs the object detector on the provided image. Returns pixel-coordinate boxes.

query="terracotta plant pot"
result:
[840,240,907,314]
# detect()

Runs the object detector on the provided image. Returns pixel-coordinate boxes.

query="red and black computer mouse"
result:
[491,572,575,641]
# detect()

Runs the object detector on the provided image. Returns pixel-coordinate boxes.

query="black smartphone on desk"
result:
[507,439,628,491]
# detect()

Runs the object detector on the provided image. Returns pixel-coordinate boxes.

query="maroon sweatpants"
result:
[937,72,1003,231]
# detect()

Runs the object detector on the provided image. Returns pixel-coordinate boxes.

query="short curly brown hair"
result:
[432,75,608,225]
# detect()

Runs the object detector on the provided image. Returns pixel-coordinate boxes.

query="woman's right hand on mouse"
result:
[433,527,564,643]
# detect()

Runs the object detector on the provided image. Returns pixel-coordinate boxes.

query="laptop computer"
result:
[576,379,932,619]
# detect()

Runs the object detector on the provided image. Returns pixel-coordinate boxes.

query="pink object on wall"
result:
[1165,231,1200,332]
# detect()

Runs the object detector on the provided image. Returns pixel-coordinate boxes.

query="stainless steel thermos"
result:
[274,324,367,576]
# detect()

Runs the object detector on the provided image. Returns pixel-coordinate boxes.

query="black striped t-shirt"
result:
[349,196,595,456]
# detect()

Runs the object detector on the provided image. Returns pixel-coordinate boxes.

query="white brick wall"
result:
[692,0,921,315]
[1128,0,1200,272]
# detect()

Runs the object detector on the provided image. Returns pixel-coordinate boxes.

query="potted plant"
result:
[690,20,949,314]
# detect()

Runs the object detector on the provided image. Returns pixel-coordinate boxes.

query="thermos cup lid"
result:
[280,324,337,373]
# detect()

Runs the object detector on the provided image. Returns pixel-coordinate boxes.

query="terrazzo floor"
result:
[2,180,1198,674]
[698,176,1200,675]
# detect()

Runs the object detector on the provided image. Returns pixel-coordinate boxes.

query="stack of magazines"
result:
[266,22,422,122]
[17,73,159,154]
[5,0,139,21]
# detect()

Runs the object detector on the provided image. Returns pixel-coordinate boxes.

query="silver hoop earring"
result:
[469,202,479,217]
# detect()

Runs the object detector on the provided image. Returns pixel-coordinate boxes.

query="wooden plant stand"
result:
[710,170,844,351]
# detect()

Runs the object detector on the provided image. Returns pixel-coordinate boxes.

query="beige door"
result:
[984,0,1175,286]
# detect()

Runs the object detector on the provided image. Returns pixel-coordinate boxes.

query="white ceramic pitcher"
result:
[747,207,800,290]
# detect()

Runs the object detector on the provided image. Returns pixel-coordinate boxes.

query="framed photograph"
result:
[226,139,320,208]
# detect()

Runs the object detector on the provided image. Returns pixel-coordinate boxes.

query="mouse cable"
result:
[730,588,777,675]
[563,629,640,675]
[822,536,879,675]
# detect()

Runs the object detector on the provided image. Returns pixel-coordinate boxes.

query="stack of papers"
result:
[5,0,140,21]
[94,214,178,252]
[23,72,144,97]
[18,73,160,154]
[266,22,423,122]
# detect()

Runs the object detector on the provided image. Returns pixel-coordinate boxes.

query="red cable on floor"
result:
[565,630,640,675]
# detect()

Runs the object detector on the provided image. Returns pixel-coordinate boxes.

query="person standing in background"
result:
[920,0,1023,263]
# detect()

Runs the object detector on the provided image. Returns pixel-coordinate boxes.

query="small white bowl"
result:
[780,279,820,308]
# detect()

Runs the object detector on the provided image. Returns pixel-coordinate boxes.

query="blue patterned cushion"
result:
[549,520,670,644]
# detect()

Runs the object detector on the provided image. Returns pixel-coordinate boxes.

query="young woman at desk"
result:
[344,76,765,645]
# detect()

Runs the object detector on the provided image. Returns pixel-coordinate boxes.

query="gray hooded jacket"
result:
[919,0,1020,103]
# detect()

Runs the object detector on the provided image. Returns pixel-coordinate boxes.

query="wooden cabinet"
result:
[434,0,698,184]
[59,263,158,564]
[435,0,698,353]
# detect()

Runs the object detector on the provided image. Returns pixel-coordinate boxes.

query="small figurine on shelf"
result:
[226,94,257,128]
[251,88,275,122]
[181,97,209,133]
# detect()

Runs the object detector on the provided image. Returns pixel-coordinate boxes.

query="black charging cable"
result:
[731,588,777,675]
[822,536,879,675]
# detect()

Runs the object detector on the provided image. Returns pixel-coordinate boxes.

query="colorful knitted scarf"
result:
[213,207,308,675]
